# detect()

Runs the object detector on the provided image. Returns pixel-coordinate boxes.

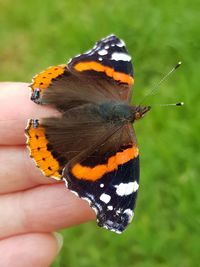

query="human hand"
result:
[0,82,95,267]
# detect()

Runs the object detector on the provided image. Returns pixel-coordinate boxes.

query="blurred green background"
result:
[0,0,199,266]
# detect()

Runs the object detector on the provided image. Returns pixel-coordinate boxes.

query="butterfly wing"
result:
[30,64,66,104]
[25,106,140,233]
[68,34,134,101]
[30,35,134,110]
[63,124,139,233]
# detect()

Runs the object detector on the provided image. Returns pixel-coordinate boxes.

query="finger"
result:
[0,183,95,239]
[0,232,63,267]
[0,82,60,145]
[0,146,56,194]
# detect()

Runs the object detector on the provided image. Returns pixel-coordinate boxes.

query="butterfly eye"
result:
[135,112,141,120]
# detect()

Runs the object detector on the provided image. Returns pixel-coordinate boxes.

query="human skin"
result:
[0,82,95,267]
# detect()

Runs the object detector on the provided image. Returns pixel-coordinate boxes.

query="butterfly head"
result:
[133,105,151,121]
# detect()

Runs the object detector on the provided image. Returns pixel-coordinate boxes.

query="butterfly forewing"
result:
[68,34,134,101]
[63,124,139,233]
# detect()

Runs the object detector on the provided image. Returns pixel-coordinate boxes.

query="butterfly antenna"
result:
[151,102,184,107]
[139,61,182,105]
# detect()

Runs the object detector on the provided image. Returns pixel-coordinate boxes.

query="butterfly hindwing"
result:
[26,103,120,178]
[25,119,62,179]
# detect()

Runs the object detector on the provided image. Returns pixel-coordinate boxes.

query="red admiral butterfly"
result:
[25,34,151,233]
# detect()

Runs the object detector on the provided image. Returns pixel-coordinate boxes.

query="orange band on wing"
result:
[25,120,62,180]
[74,61,134,85]
[71,146,139,181]
[31,64,65,94]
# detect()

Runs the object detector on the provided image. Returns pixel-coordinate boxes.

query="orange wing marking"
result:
[31,64,65,95]
[74,61,134,86]
[25,120,62,180]
[71,146,139,181]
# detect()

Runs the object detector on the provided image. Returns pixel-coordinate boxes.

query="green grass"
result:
[0,0,199,266]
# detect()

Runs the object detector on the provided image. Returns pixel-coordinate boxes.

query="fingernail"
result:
[53,232,63,253]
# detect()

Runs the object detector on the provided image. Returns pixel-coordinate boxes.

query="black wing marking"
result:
[68,34,134,77]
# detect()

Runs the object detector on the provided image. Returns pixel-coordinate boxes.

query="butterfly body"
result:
[25,34,150,233]
[99,102,133,123]
[92,101,150,124]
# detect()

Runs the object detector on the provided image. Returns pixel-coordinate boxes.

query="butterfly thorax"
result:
[99,102,151,123]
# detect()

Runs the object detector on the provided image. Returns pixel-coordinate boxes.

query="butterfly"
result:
[25,34,150,233]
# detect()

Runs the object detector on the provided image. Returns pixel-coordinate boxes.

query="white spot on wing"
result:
[100,183,104,188]
[103,222,122,234]
[100,193,111,203]
[124,209,134,222]
[116,40,125,47]
[63,178,68,188]
[114,181,139,196]
[111,52,131,62]
[98,57,103,61]
[107,205,113,210]
[68,57,73,64]
[98,49,108,56]
[104,45,109,49]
